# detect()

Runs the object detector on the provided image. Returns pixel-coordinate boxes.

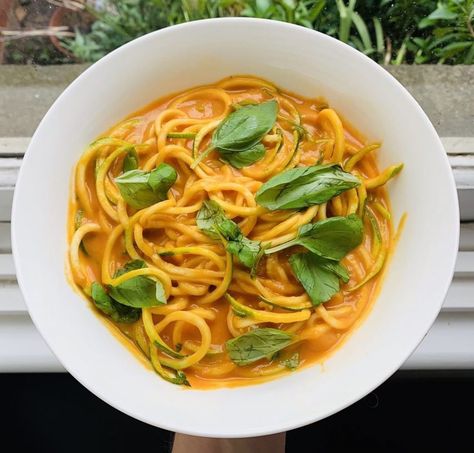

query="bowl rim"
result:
[12,17,460,437]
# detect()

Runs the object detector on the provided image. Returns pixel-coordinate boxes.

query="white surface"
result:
[3,311,474,373]
[9,19,461,437]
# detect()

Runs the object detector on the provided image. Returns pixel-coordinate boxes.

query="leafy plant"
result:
[61,0,472,65]
[240,0,327,28]
[64,0,242,61]
[411,0,474,64]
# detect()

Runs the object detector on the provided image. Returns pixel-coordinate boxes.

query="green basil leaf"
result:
[296,214,363,260]
[212,100,278,151]
[148,163,178,198]
[227,235,262,270]
[219,143,266,168]
[109,260,166,308]
[289,253,345,306]
[318,259,350,283]
[255,164,360,210]
[265,214,363,260]
[109,276,166,308]
[123,147,139,172]
[282,352,300,371]
[196,200,234,240]
[115,163,177,209]
[192,101,277,168]
[91,282,140,324]
[113,259,146,278]
[197,200,262,271]
[226,328,293,366]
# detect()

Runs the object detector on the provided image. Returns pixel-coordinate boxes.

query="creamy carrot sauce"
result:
[67,76,397,389]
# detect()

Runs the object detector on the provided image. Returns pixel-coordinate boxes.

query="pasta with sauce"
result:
[68,76,402,388]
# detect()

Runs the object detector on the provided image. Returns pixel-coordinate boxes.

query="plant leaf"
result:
[197,200,262,271]
[294,214,363,259]
[226,328,293,366]
[212,100,277,151]
[115,163,177,209]
[265,214,363,259]
[113,259,146,278]
[227,235,262,269]
[91,282,141,323]
[123,147,139,172]
[428,3,457,21]
[109,261,167,308]
[196,199,236,240]
[289,253,346,306]
[256,163,360,210]
[219,143,266,168]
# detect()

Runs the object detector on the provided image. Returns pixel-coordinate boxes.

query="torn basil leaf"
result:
[197,200,262,271]
[115,163,177,209]
[91,282,140,324]
[123,147,139,173]
[108,260,167,308]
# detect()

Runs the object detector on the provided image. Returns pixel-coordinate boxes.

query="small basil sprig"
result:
[265,214,363,259]
[108,260,167,308]
[192,100,278,168]
[226,328,294,366]
[91,282,141,323]
[289,253,350,306]
[115,163,177,209]
[255,163,360,210]
[196,200,262,272]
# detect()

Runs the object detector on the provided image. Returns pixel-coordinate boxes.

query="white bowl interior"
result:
[12,19,459,437]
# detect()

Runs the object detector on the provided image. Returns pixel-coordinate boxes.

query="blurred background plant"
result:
[1,0,473,64]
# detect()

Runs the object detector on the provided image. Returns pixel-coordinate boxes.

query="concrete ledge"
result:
[0,64,473,137]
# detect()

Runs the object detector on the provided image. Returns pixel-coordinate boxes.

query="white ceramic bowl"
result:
[12,18,459,437]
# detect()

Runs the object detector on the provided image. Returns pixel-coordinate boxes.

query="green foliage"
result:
[411,0,474,64]
[62,0,473,65]
[64,0,240,62]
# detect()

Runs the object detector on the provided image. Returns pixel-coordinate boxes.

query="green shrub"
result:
[63,0,473,64]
